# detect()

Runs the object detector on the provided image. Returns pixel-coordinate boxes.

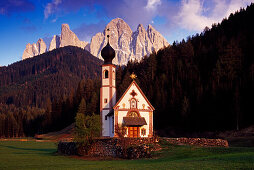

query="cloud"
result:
[44,0,62,19]
[175,0,254,32]
[43,0,254,42]
[43,0,162,30]
[145,0,161,11]
[0,0,35,15]
[225,0,254,16]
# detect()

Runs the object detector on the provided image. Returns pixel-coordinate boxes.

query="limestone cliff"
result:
[22,18,169,65]
[22,38,47,60]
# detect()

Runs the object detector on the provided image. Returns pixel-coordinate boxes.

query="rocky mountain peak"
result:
[36,38,47,54]
[137,24,145,30]
[22,39,47,60]
[22,18,169,65]
[61,23,70,30]
[59,23,88,49]
[49,35,60,51]
[147,24,155,30]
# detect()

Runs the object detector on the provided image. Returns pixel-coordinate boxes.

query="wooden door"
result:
[128,127,139,138]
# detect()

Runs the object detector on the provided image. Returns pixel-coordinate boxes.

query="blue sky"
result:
[0,0,253,66]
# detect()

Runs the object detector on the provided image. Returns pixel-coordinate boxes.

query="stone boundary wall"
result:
[163,137,229,147]
[58,138,156,158]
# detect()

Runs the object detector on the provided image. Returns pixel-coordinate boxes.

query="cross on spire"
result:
[106,28,110,43]
[130,72,137,80]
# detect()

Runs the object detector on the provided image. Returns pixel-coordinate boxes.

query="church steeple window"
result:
[130,98,137,108]
[104,70,109,79]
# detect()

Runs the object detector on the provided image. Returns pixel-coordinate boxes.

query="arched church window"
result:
[129,111,138,117]
[130,98,137,108]
[104,70,109,79]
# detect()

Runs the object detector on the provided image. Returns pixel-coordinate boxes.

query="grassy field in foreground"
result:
[0,140,254,170]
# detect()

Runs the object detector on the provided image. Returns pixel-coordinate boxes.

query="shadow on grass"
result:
[0,144,56,155]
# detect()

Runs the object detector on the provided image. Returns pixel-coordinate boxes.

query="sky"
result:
[0,0,253,66]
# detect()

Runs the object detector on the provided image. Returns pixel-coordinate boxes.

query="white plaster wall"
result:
[114,82,153,138]
[112,67,116,87]
[140,111,149,137]
[102,110,110,136]
[101,65,116,137]
[112,88,116,106]
[117,83,151,110]
[102,86,109,109]
[109,116,114,137]
[118,110,127,125]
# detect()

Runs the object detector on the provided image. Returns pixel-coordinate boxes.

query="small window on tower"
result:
[104,98,108,103]
[104,70,109,79]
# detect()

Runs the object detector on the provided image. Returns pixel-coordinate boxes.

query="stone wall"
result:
[163,137,229,147]
[58,138,156,158]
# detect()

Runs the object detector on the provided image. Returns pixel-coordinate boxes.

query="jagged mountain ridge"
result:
[22,38,47,60]
[89,18,169,65]
[22,24,89,60]
[22,18,169,65]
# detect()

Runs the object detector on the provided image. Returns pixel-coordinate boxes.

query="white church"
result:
[100,34,155,138]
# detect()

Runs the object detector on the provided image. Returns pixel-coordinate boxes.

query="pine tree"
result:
[74,113,86,144]
[87,92,97,115]
[78,98,86,115]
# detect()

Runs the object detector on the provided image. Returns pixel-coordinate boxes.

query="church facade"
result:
[100,34,154,138]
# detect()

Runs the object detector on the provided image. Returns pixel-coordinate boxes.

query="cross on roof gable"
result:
[113,80,155,110]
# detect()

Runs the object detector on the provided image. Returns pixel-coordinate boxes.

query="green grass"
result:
[0,140,254,170]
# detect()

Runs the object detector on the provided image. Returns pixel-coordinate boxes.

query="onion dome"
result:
[101,35,115,64]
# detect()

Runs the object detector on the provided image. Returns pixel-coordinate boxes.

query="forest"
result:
[0,4,254,138]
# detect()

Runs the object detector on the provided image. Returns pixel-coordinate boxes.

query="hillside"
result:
[0,46,102,108]
[117,4,254,135]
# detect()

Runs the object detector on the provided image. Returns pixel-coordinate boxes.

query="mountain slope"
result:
[0,46,102,108]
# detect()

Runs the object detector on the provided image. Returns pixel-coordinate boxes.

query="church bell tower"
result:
[100,29,116,137]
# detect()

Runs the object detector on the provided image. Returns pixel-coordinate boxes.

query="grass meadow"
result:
[0,140,254,169]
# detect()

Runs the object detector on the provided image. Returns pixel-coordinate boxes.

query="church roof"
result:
[113,80,155,111]
[123,117,147,126]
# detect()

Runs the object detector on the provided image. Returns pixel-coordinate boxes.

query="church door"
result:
[128,127,139,138]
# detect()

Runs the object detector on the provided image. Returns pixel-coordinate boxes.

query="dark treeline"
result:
[0,104,45,137]
[0,46,102,137]
[0,79,101,137]
[1,4,254,138]
[118,4,254,136]
[0,46,102,108]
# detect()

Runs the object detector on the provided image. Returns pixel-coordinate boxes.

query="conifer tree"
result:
[78,98,86,115]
